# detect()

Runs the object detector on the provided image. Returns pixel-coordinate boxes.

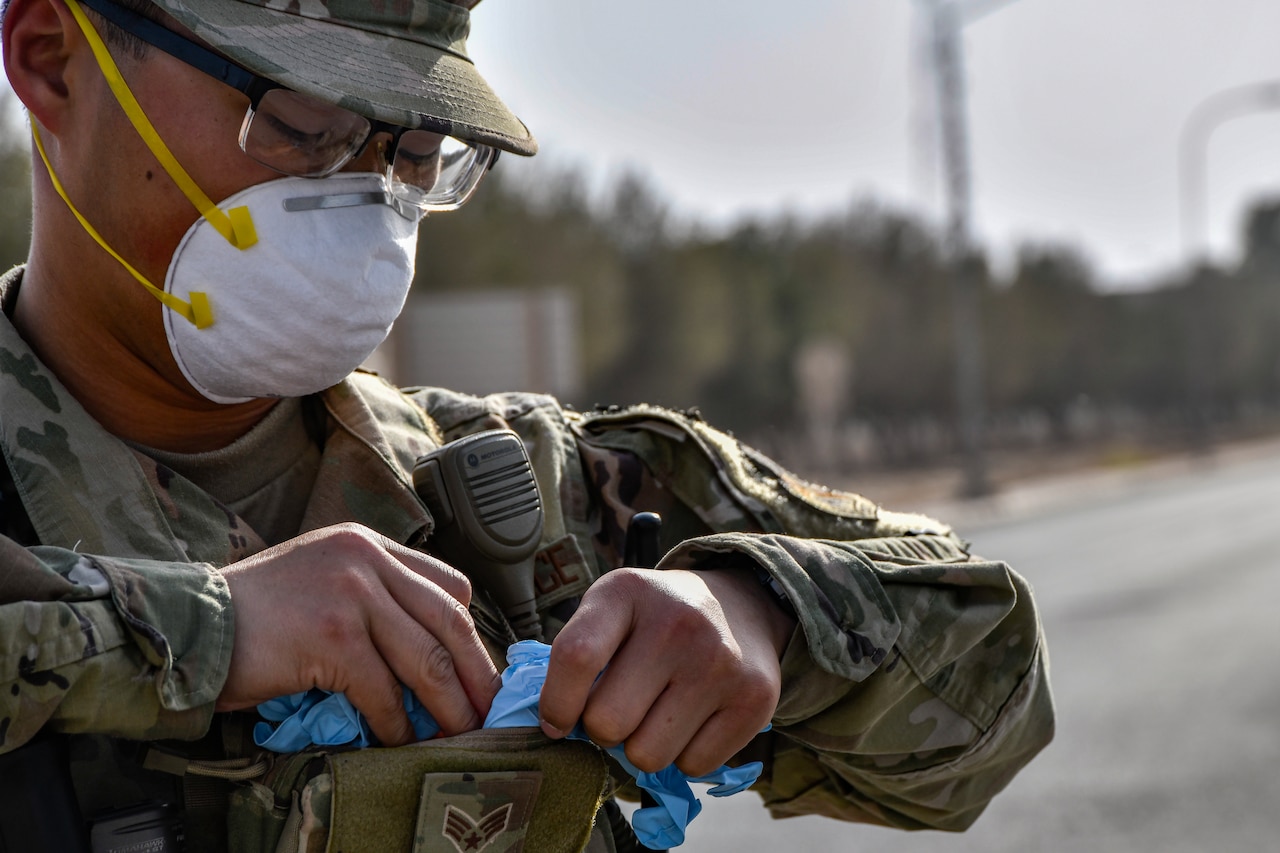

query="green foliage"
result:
[1,89,1275,462]
[0,93,32,272]
[413,159,1280,458]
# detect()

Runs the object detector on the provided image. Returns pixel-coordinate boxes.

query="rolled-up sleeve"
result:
[660,530,1052,830]
[416,394,1054,831]
[0,537,233,753]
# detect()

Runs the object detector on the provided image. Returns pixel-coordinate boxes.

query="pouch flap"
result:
[327,727,609,853]
[415,770,541,853]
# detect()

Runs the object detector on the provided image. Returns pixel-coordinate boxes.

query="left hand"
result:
[537,567,797,777]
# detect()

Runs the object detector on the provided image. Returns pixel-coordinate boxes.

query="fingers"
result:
[380,536,474,605]
[623,673,778,777]
[620,688,715,775]
[540,568,783,776]
[368,588,496,737]
[567,617,683,747]
[371,539,502,721]
[538,572,639,738]
[218,523,500,743]
[334,641,416,747]
[326,530,500,737]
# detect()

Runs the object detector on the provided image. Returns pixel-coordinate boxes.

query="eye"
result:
[396,131,446,164]
[396,145,442,168]
[261,111,332,148]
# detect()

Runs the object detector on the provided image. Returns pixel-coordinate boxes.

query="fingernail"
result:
[540,718,566,739]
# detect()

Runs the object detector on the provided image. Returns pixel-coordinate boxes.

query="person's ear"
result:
[3,0,79,132]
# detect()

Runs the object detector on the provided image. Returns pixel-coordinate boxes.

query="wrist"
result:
[698,566,797,661]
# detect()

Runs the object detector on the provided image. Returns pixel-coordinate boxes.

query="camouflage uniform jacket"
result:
[0,273,1053,834]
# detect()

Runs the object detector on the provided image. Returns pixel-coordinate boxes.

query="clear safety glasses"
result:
[77,0,498,213]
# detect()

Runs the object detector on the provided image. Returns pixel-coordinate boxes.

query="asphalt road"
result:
[680,442,1280,852]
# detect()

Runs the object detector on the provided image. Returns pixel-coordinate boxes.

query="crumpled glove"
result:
[254,686,439,752]
[485,640,764,849]
[254,640,764,848]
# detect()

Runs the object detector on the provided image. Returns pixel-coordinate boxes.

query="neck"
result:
[12,261,277,453]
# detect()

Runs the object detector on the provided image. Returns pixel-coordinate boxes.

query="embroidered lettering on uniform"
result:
[533,539,581,595]
[442,802,511,853]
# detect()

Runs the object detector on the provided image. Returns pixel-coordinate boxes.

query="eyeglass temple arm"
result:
[79,0,506,163]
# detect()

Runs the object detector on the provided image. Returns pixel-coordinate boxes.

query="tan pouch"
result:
[228,727,610,853]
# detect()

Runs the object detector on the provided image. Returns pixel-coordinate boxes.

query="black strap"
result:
[0,733,91,852]
[601,798,647,853]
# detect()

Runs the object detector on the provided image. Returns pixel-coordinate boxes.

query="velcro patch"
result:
[415,771,542,853]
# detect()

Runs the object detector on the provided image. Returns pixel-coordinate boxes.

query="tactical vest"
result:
[0,330,628,853]
[2,442,622,852]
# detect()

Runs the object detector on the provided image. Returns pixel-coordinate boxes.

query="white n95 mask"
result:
[35,0,422,405]
[163,173,419,404]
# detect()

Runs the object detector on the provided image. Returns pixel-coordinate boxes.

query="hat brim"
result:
[150,0,536,156]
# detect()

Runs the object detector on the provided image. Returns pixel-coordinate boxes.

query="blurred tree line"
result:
[2,93,1278,474]
[415,161,1280,473]
[0,94,32,272]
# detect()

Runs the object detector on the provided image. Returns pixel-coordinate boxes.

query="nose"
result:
[344,133,394,174]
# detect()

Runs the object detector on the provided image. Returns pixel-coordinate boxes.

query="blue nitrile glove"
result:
[254,689,369,751]
[602,739,762,848]
[255,640,763,848]
[253,685,440,751]
[483,640,766,849]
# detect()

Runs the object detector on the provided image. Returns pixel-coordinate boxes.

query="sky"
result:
[4,0,1279,289]
[467,0,1280,289]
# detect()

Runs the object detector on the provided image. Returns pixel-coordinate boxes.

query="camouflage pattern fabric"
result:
[147,0,538,156]
[419,390,1055,831]
[330,728,606,853]
[0,265,441,754]
[223,728,608,853]
[416,771,542,853]
[0,257,1052,843]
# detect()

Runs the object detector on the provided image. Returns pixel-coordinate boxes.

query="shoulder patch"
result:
[772,468,880,520]
[738,443,878,521]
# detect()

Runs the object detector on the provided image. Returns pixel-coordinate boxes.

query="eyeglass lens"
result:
[240,89,369,178]
[240,88,490,209]
[392,135,489,208]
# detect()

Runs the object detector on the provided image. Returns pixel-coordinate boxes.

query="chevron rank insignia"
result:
[414,771,542,853]
[443,802,511,852]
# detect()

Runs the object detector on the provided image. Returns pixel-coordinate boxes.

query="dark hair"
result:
[0,0,158,61]
[95,0,159,61]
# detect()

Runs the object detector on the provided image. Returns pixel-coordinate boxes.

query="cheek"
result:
[97,104,276,279]
[130,184,199,275]
[116,60,280,217]
[100,141,200,280]
[57,95,192,284]
[143,89,279,204]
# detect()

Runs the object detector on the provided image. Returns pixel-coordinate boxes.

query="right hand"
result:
[215,522,500,746]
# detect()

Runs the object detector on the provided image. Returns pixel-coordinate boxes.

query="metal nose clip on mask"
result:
[38,0,420,403]
[163,174,418,403]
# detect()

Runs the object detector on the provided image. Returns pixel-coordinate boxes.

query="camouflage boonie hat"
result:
[146,0,537,156]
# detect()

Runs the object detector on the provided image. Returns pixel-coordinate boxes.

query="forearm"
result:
[428,394,1055,827]
[0,543,233,752]
[659,531,1055,831]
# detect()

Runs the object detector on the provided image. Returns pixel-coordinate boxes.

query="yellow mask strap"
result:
[32,123,214,328]
[64,0,257,251]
